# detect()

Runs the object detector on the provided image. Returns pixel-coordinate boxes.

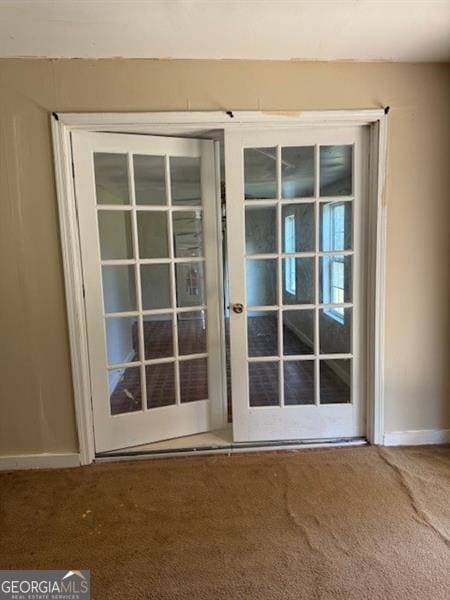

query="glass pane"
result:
[137,211,169,259]
[170,157,201,206]
[180,358,208,403]
[134,154,166,206]
[173,210,204,258]
[141,264,171,310]
[284,361,315,405]
[246,259,277,306]
[282,204,314,253]
[320,359,351,404]
[282,257,314,305]
[320,201,352,251]
[143,315,173,360]
[146,362,176,408]
[319,308,352,354]
[249,362,279,406]
[98,211,133,259]
[283,310,314,355]
[244,147,277,199]
[178,311,207,355]
[94,153,129,205]
[320,145,353,196]
[105,317,139,365]
[319,255,352,304]
[109,367,142,415]
[245,206,277,255]
[281,146,314,198]
[102,265,136,313]
[175,262,205,307]
[247,311,278,357]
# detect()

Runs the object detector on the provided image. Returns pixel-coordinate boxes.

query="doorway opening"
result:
[53,111,387,463]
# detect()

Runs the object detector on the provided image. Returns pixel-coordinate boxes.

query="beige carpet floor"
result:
[1,445,449,599]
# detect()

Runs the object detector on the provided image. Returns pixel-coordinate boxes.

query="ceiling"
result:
[0,1,449,62]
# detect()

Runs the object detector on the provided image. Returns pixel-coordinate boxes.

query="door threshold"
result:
[95,437,368,462]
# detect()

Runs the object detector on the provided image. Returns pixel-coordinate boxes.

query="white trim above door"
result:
[71,131,225,452]
[51,109,388,464]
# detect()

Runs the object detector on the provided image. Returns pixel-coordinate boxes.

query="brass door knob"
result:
[232,303,244,314]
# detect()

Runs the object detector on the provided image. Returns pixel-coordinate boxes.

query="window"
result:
[284,214,296,295]
[322,202,346,323]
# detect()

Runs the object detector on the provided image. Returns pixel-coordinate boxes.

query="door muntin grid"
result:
[94,151,209,416]
[243,144,355,408]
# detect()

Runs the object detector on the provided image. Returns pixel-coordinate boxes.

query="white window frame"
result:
[323,257,345,324]
[284,213,296,296]
[51,109,388,465]
[321,201,347,324]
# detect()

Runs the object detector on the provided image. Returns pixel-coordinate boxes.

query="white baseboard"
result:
[383,429,450,446]
[0,452,80,471]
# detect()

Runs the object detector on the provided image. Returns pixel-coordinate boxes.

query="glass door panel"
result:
[175,262,205,307]
[102,266,136,313]
[282,257,314,305]
[108,367,142,415]
[319,145,353,196]
[146,362,176,408]
[244,147,277,199]
[246,259,277,306]
[133,154,166,206]
[140,264,171,310]
[282,310,314,356]
[180,358,209,403]
[143,315,173,360]
[177,311,207,355]
[170,157,202,205]
[105,316,139,365]
[137,212,169,258]
[98,211,133,259]
[247,310,278,357]
[94,153,130,205]
[249,362,279,407]
[281,203,315,252]
[284,361,315,405]
[320,359,351,404]
[281,146,315,198]
[245,206,277,254]
[172,210,204,257]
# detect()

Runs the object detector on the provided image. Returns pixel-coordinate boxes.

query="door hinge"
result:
[82,284,86,299]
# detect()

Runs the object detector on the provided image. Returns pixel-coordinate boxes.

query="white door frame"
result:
[51,109,388,465]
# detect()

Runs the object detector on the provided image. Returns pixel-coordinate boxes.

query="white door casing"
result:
[72,131,225,452]
[52,110,387,464]
[225,126,369,442]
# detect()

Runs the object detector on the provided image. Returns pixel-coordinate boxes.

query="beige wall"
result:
[0,59,448,455]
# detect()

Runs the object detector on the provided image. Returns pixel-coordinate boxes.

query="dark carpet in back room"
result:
[1,445,449,600]
[112,315,348,415]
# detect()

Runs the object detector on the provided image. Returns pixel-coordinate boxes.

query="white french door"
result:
[225,126,368,442]
[72,132,225,452]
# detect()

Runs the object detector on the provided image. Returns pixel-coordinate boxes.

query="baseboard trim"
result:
[383,429,450,446]
[0,452,80,471]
